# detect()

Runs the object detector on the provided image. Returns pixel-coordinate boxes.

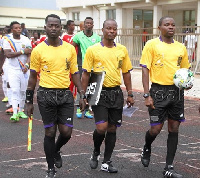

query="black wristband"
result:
[25,90,34,104]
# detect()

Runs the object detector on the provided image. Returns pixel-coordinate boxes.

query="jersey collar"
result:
[44,38,63,46]
[159,36,174,43]
[100,41,116,47]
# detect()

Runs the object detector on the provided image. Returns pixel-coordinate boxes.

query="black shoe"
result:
[54,151,62,168]
[89,151,100,169]
[45,168,56,178]
[141,145,151,167]
[101,161,118,173]
[163,165,183,178]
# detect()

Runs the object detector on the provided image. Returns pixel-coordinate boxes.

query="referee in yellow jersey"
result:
[140,17,190,178]
[25,14,86,178]
[82,19,135,173]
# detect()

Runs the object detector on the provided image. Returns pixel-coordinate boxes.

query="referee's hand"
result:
[25,103,34,118]
[126,96,135,107]
[79,99,86,112]
[145,96,155,109]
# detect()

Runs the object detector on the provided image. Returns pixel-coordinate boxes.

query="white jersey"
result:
[3,34,31,70]
[1,34,11,67]
[185,34,197,49]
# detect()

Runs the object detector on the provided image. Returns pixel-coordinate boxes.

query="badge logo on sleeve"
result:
[66,58,70,70]
[118,60,123,69]
[177,56,182,66]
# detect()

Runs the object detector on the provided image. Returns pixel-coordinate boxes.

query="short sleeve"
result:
[180,45,191,69]
[69,46,78,74]
[30,48,41,72]
[121,47,133,73]
[82,47,93,72]
[72,33,80,45]
[140,41,153,69]
[3,38,11,50]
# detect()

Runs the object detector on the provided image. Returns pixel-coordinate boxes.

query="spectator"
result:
[142,29,148,48]
[184,29,197,62]
[21,23,30,38]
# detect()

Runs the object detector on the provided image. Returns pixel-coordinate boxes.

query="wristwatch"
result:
[128,91,134,97]
[143,93,150,98]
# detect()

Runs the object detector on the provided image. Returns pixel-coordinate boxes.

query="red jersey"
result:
[39,36,46,43]
[62,34,74,44]
[31,39,40,48]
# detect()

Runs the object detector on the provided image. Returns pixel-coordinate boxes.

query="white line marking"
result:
[0,153,89,164]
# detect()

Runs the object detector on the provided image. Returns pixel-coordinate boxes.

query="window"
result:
[133,10,142,20]
[133,10,153,21]
[143,10,153,21]
[106,9,116,20]
[72,12,80,21]
[183,10,195,26]
[133,10,153,28]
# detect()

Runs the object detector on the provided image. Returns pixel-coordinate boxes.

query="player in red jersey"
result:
[62,20,77,97]
[62,20,75,44]
[31,32,40,48]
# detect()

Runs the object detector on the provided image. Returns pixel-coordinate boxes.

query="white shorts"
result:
[2,62,9,82]
[8,68,30,92]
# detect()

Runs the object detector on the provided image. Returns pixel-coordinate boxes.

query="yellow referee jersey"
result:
[30,40,78,88]
[140,37,190,85]
[83,42,133,87]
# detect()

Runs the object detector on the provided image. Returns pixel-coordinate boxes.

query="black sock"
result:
[55,134,71,153]
[145,130,157,149]
[93,129,105,154]
[44,135,55,169]
[103,132,116,163]
[85,104,89,111]
[166,132,178,167]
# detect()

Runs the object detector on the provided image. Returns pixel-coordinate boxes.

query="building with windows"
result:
[56,0,200,73]
[0,0,65,32]
[56,0,199,31]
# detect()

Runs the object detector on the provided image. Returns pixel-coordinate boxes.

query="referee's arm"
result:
[81,71,90,92]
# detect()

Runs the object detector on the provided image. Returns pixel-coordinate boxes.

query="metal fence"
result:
[94,26,200,74]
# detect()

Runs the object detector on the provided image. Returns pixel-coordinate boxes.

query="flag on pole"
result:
[27,115,33,152]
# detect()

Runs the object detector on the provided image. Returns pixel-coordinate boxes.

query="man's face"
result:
[68,22,75,32]
[12,24,22,36]
[21,23,25,28]
[159,18,175,38]
[84,19,94,31]
[45,17,62,38]
[33,32,38,39]
[102,20,117,40]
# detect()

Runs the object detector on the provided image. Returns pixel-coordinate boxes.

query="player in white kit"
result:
[0,26,10,104]
[3,21,32,121]
[0,26,13,111]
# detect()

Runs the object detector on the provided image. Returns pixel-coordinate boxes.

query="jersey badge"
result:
[177,56,182,66]
[91,38,96,43]
[66,58,70,70]
[118,60,123,69]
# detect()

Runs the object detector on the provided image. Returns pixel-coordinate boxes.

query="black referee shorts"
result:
[37,86,74,128]
[149,83,185,126]
[92,86,124,127]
